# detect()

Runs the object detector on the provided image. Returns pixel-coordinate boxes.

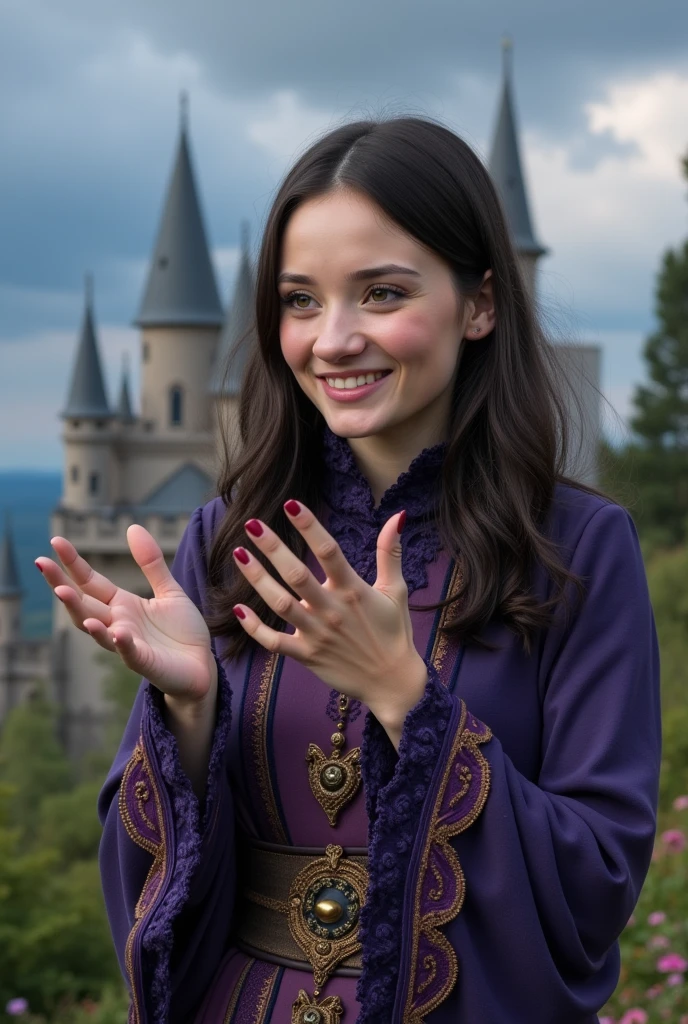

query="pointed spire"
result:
[210,220,257,395]
[136,98,223,328]
[0,512,22,599]
[61,276,111,419]
[116,352,135,422]
[489,38,547,258]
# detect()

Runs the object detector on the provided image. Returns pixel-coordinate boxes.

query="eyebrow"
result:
[277,264,421,285]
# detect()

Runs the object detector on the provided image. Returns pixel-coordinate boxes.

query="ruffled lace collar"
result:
[319,424,447,596]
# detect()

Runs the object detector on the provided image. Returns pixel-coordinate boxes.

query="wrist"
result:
[369,656,429,751]
[163,656,218,726]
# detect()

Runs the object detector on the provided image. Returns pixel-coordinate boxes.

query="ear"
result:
[463,270,496,341]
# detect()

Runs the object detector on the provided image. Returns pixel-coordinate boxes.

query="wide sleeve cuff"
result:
[357,662,492,1021]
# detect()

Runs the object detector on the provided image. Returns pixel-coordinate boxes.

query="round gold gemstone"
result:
[314,898,344,924]
[331,732,345,747]
[315,940,331,954]
[303,1011,322,1024]
[320,764,344,791]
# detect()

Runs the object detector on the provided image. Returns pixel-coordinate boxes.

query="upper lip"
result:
[315,369,392,379]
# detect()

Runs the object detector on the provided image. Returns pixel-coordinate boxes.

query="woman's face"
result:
[278,188,475,445]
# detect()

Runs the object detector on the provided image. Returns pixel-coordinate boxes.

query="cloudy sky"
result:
[2,0,687,469]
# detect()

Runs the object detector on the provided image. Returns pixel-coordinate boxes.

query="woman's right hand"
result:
[36,524,217,709]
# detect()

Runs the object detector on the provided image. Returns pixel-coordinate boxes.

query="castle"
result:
[0,47,601,758]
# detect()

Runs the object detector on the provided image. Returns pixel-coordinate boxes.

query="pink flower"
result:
[599,1017,616,1024]
[667,972,684,987]
[661,828,686,853]
[648,910,667,926]
[648,934,670,949]
[657,953,688,973]
[673,795,688,811]
[619,1010,648,1024]
[5,1000,28,1017]
[645,983,663,998]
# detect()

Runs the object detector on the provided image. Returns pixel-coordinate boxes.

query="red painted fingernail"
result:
[284,499,301,517]
[245,519,264,537]
[233,547,250,565]
[233,605,246,620]
[397,510,407,534]
[35,561,44,573]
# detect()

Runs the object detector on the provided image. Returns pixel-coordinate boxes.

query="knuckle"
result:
[265,633,282,654]
[286,566,310,589]
[316,538,340,561]
[324,608,345,631]
[274,593,293,617]
[341,587,362,608]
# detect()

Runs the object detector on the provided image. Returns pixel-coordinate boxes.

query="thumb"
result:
[126,524,183,599]
[374,510,407,594]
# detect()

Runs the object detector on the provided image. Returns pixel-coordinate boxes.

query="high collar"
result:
[320,424,448,526]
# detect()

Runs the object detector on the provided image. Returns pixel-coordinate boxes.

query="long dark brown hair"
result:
[206,115,614,660]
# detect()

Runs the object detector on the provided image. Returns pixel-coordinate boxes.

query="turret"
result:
[0,512,23,646]
[489,39,548,296]
[136,94,223,438]
[59,277,116,509]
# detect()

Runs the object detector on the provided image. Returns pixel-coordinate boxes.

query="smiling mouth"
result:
[318,370,392,390]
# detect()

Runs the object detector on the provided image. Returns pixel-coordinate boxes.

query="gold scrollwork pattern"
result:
[403,703,492,1023]
[118,740,167,1024]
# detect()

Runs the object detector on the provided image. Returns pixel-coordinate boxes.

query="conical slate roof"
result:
[117,353,136,422]
[136,100,223,328]
[61,278,111,419]
[0,513,22,599]
[489,40,547,258]
[210,221,257,396]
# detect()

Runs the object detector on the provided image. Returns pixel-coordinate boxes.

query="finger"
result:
[48,537,119,606]
[232,547,313,631]
[82,617,118,653]
[374,510,407,595]
[126,524,184,600]
[54,582,111,635]
[232,604,303,659]
[242,517,331,607]
[280,500,359,588]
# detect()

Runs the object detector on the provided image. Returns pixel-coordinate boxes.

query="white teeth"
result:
[325,371,386,390]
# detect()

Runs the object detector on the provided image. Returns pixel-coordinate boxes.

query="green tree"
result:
[0,693,72,838]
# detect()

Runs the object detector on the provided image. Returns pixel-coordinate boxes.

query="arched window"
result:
[89,472,99,495]
[170,385,183,426]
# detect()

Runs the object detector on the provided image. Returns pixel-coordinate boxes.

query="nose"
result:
[311,304,367,364]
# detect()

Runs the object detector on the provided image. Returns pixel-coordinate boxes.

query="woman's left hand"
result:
[231,500,429,737]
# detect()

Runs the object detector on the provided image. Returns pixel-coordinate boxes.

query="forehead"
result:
[280,189,426,268]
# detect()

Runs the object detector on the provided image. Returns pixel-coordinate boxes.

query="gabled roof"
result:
[137,462,216,514]
[0,513,22,598]
[210,220,257,396]
[488,40,547,258]
[61,278,112,420]
[135,98,224,328]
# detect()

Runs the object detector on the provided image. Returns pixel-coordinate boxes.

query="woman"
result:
[38,117,660,1024]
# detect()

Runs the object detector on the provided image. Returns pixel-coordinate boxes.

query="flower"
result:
[657,953,688,973]
[648,934,670,950]
[599,1017,616,1024]
[660,828,686,853]
[667,972,684,987]
[673,795,688,811]
[645,984,663,999]
[5,1000,28,1016]
[619,1010,648,1024]
[648,911,667,926]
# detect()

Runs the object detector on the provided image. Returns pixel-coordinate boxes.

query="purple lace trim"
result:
[355,663,455,1023]
[138,649,232,1024]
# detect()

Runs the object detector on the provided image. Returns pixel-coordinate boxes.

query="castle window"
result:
[89,472,99,495]
[71,465,79,483]
[170,386,183,426]
[142,341,150,363]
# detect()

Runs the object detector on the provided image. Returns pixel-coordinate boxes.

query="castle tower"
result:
[136,94,224,439]
[59,276,117,510]
[210,220,257,444]
[488,39,601,485]
[489,39,548,296]
[0,513,24,719]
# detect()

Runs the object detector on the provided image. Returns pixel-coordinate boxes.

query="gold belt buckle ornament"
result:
[292,990,343,1024]
[288,843,368,987]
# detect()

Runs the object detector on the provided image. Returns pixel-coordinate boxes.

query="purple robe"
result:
[98,427,661,1024]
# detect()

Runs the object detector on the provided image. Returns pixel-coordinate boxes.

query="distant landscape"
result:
[0,472,62,639]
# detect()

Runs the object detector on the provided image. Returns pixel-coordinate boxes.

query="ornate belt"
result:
[234,837,368,1021]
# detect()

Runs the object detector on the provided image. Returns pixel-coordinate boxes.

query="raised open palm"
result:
[36,524,217,704]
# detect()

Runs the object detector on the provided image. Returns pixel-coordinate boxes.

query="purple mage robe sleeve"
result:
[97,501,237,1024]
[357,500,661,1024]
